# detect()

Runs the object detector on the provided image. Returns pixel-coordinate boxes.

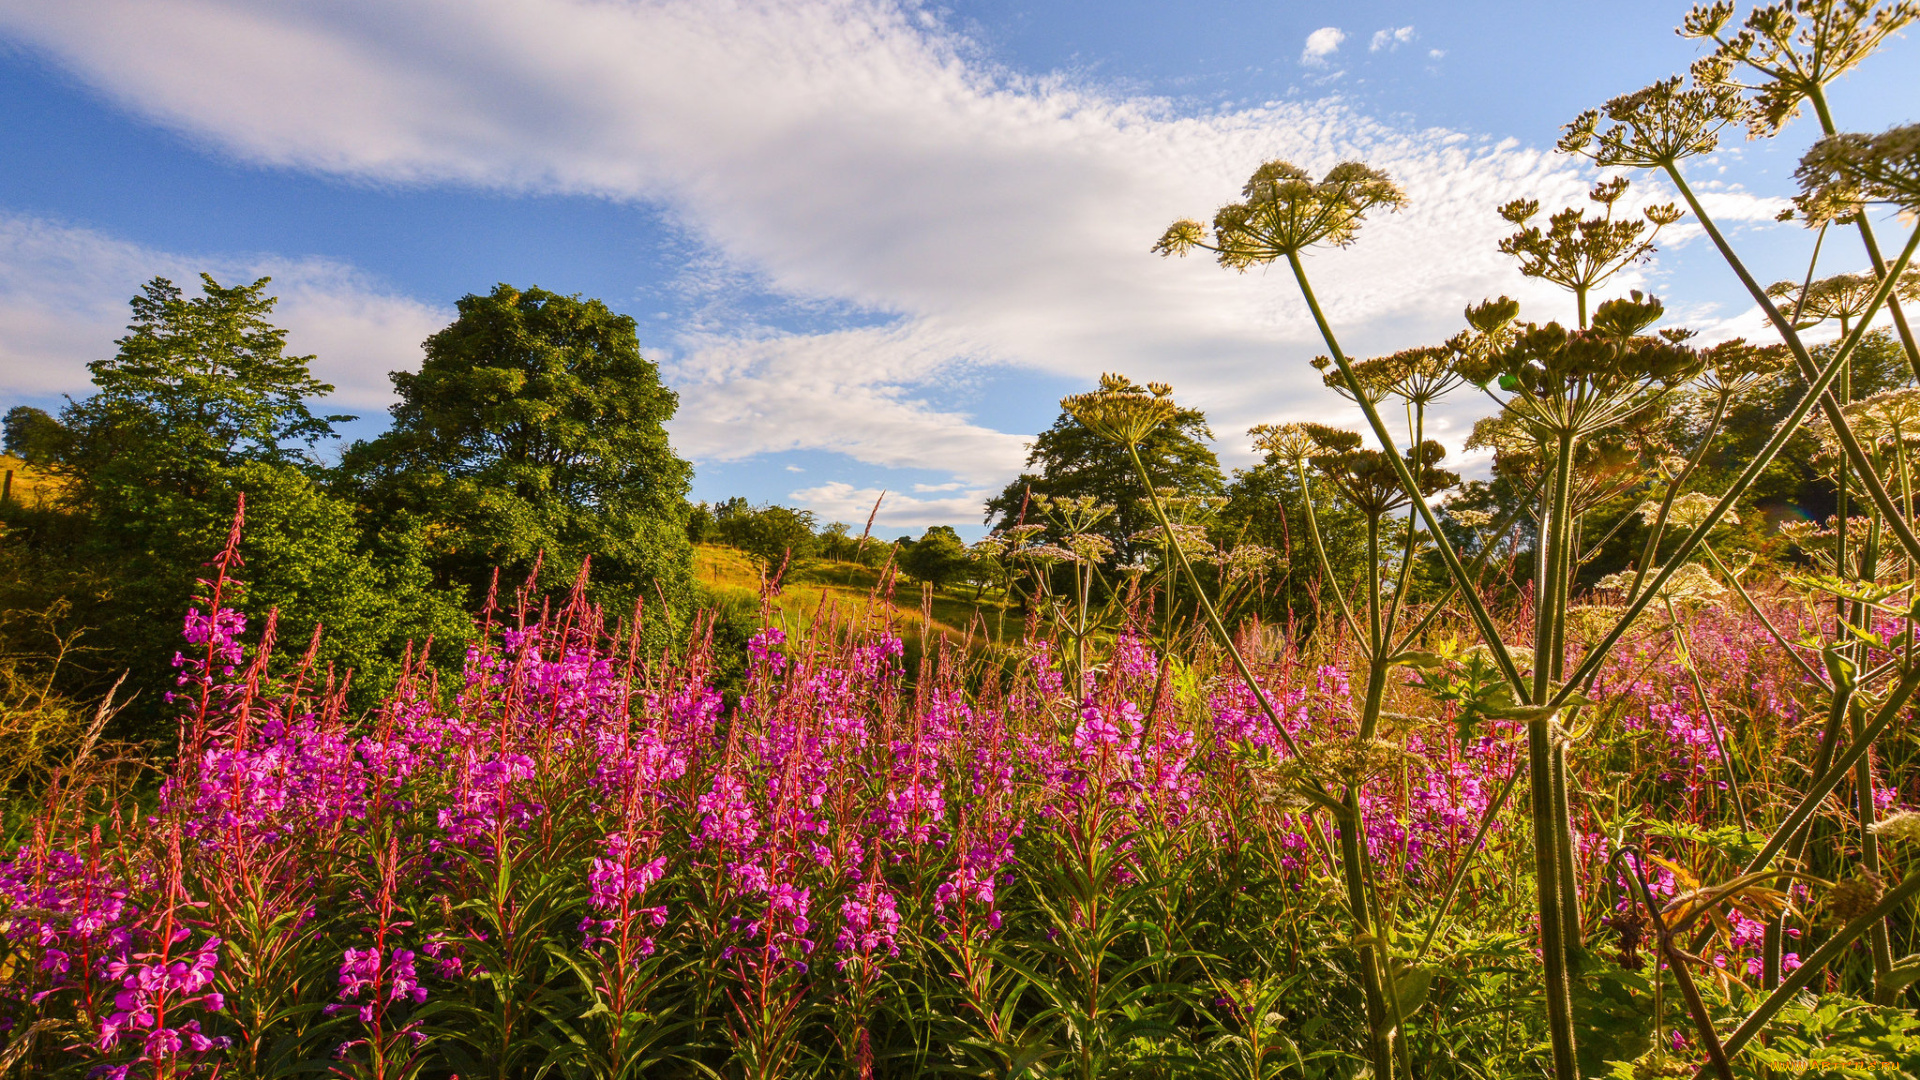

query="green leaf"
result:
[1391,964,1434,1018]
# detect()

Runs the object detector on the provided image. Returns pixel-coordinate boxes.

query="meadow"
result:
[7,1,1920,1077]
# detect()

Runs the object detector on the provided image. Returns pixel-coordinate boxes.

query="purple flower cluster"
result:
[0,534,1855,1075]
[332,946,427,1023]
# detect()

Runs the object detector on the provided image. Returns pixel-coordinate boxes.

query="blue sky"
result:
[0,0,1914,537]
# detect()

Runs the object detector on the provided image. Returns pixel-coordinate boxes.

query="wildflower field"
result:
[8,1,1920,1078]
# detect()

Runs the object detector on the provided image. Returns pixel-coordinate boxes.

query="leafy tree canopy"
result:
[1,275,462,733]
[984,387,1225,560]
[898,525,970,590]
[712,503,818,573]
[342,284,695,620]
[56,275,349,501]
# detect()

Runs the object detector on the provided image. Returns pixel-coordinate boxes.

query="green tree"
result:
[817,520,854,561]
[1218,450,1370,623]
[898,525,970,590]
[984,384,1225,558]
[1,275,466,732]
[57,275,349,500]
[342,284,695,627]
[3,407,67,467]
[714,504,817,574]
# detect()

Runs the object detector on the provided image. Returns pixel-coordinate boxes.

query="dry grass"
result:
[692,544,1016,646]
[0,455,64,513]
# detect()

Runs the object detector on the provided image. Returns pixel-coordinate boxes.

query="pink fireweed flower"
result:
[725,882,816,974]
[179,608,247,667]
[587,835,667,911]
[331,945,427,1023]
[836,882,902,965]
[581,834,669,955]
[695,772,761,854]
[748,628,789,676]
[97,935,230,1066]
[436,753,542,848]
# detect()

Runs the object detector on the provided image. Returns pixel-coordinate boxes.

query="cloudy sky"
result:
[0,0,1913,535]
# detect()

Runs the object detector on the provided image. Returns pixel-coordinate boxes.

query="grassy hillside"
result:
[692,543,1018,648]
[0,455,64,512]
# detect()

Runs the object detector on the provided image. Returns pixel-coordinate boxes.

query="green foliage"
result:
[898,526,970,591]
[1734,991,1920,1077]
[117,462,466,704]
[342,284,694,628]
[1,275,468,733]
[985,389,1224,561]
[58,275,349,500]
[709,502,818,573]
[3,407,66,467]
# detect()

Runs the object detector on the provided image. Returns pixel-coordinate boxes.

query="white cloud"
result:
[1369,26,1415,52]
[0,213,445,412]
[1688,189,1794,222]
[1301,26,1347,66]
[787,481,992,532]
[0,0,1732,518]
[661,321,1028,486]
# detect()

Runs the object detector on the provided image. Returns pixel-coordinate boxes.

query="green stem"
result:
[1538,429,1584,960]
[1284,251,1526,699]
[1382,406,1426,640]
[1525,715,1579,1080]
[1288,247,1577,1073]
[1809,85,1920,379]
[1851,701,1897,1001]
[1702,870,1920,1076]
[1548,224,1920,711]
[1368,513,1384,657]
[1664,164,1920,569]
[1764,683,1853,988]
[1338,787,1396,1078]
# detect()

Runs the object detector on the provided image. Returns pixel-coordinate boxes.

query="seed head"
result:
[1323,345,1463,405]
[1634,491,1737,530]
[1870,809,1920,845]
[1310,437,1459,517]
[1796,124,1920,220]
[1560,76,1747,168]
[1155,159,1406,268]
[1768,268,1920,327]
[1594,562,1726,605]
[1496,180,1680,304]
[1249,422,1322,465]
[1827,870,1885,923]
[1698,337,1790,395]
[1448,507,1497,531]
[1061,373,1179,447]
[1681,0,1917,138]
